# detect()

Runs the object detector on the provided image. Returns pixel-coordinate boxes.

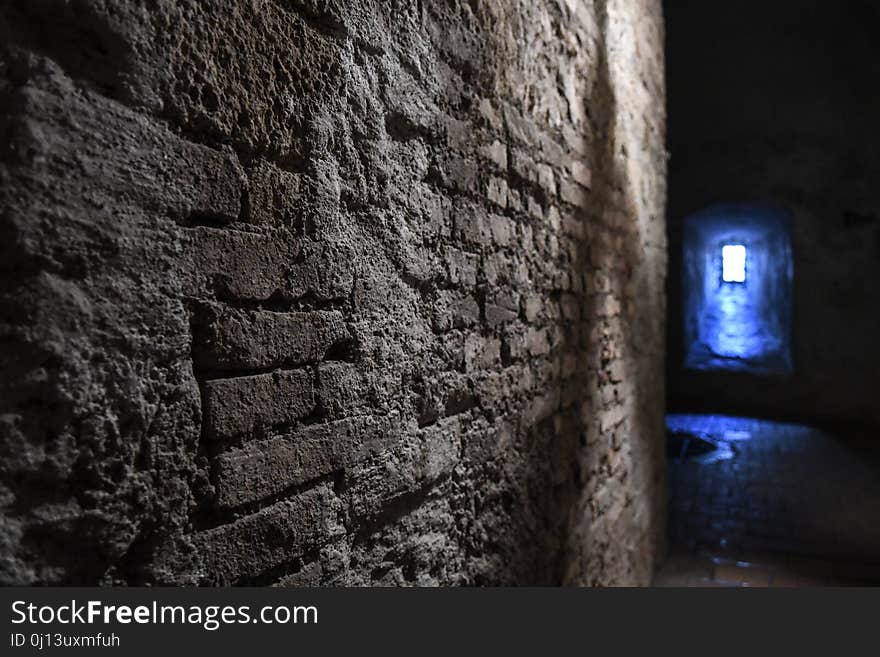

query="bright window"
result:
[721,244,746,283]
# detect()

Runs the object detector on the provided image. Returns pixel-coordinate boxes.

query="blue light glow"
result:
[721,244,746,282]
[682,203,793,375]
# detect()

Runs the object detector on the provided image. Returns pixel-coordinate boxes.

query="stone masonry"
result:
[0,0,666,585]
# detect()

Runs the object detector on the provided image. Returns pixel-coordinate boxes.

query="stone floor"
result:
[657,413,880,586]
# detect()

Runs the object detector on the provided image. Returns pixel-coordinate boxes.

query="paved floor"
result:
[658,413,880,586]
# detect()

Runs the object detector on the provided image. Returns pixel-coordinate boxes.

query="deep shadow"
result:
[662,0,880,583]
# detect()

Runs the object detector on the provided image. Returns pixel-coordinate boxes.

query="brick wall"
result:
[0,0,666,585]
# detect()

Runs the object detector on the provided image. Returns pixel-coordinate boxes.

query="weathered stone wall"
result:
[666,0,880,429]
[0,0,666,586]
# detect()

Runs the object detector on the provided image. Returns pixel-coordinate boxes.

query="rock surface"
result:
[0,0,666,585]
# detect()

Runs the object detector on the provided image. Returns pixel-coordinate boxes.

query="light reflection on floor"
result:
[663,413,880,582]
[666,413,757,442]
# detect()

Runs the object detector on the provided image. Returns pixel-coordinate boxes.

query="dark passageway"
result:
[662,0,880,584]
[3,0,879,591]
[682,203,793,375]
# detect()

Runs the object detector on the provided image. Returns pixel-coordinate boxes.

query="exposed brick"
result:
[524,295,543,322]
[485,290,520,327]
[599,404,627,433]
[488,213,515,247]
[0,0,668,588]
[316,362,367,418]
[193,302,350,370]
[184,227,296,301]
[527,327,552,356]
[559,179,589,208]
[454,202,493,246]
[485,304,516,326]
[193,485,343,584]
[464,334,502,371]
[502,324,529,363]
[292,241,356,301]
[525,195,544,221]
[536,163,557,196]
[178,143,246,222]
[538,134,567,169]
[479,139,508,170]
[570,160,593,189]
[204,370,315,441]
[345,416,462,520]
[185,231,352,303]
[246,159,303,228]
[275,561,323,587]
[487,176,508,208]
[433,291,480,332]
[213,416,398,509]
[442,155,479,193]
[477,98,503,130]
[503,105,540,148]
[509,148,540,186]
[445,247,479,287]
